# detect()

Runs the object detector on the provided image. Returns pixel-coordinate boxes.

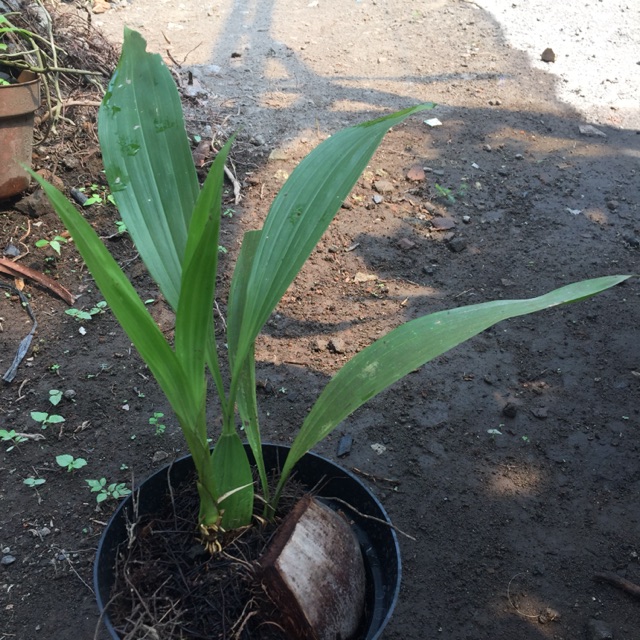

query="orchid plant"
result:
[33,29,629,550]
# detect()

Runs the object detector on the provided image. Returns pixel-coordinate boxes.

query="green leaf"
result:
[211,432,254,530]
[98,28,199,309]
[232,104,435,376]
[56,454,73,467]
[46,415,65,424]
[30,411,48,422]
[226,230,269,501]
[28,172,196,430]
[277,275,631,493]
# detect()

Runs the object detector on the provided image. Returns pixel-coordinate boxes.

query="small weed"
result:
[434,182,468,204]
[31,411,65,429]
[120,463,129,471]
[218,245,228,254]
[65,301,107,321]
[85,478,131,503]
[149,412,166,436]
[49,363,61,373]
[115,220,128,234]
[80,183,116,207]
[0,429,28,451]
[222,208,235,218]
[35,235,68,255]
[24,477,46,488]
[56,454,88,472]
[49,389,63,406]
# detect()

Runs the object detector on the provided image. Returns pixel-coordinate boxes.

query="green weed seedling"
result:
[86,478,131,503]
[79,183,116,207]
[0,429,28,451]
[31,411,65,429]
[24,477,46,488]
[115,220,128,234]
[149,412,166,436]
[56,454,87,472]
[49,389,63,406]
[35,235,68,255]
[65,301,107,321]
[434,181,468,204]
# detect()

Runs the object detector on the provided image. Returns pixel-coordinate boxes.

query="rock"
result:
[61,156,79,170]
[63,389,76,400]
[3,243,20,257]
[372,194,383,204]
[14,188,54,218]
[371,443,386,455]
[337,434,353,458]
[431,217,455,230]
[606,200,619,211]
[329,337,346,354]
[462,215,471,224]
[531,407,548,419]
[483,144,492,152]
[397,237,416,250]
[502,402,518,418]
[1,555,16,566]
[354,272,377,283]
[541,47,556,63]
[447,237,467,253]
[373,180,394,194]
[406,164,426,182]
[341,200,353,210]
[587,619,614,640]
[313,338,328,352]
[579,124,607,138]
[152,451,169,463]
[268,148,288,161]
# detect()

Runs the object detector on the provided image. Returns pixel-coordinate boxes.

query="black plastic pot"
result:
[94,443,401,639]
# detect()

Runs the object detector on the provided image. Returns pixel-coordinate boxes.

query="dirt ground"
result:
[1,0,639,639]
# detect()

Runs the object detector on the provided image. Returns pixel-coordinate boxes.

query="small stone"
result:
[531,407,548,419]
[502,403,518,418]
[406,164,426,182]
[152,451,169,463]
[1,547,10,554]
[514,153,524,160]
[341,200,353,210]
[250,135,265,146]
[231,51,242,58]
[63,389,76,400]
[397,237,416,250]
[371,443,386,455]
[587,619,614,640]
[579,124,607,138]
[606,200,619,211]
[337,434,353,458]
[431,217,455,230]
[268,148,288,161]
[1,555,16,566]
[313,338,328,352]
[541,48,556,63]
[447,237,467,253]
[3,243,20,258]
[483,144,492,152]
[328,337,346,354]
[327,245,339,253]
[462,215,471,224]
[497,168,510,177]
[372,194,383,204]
[373,180,394,194]
[14,188,54,218]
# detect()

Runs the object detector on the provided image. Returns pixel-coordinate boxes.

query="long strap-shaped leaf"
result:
[230,104,435,384]
[275,275,630,496]
[30,173,196,427]
[98,28,199,309]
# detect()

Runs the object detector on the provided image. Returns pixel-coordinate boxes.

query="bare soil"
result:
[1,1,639,639]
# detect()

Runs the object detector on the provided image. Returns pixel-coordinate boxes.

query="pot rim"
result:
[93,442,402,640]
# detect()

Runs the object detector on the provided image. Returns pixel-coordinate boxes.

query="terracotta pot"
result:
[94,443,402,639]
[0,70,40,200]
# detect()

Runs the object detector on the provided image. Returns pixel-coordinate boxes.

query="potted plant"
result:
[32,29,630,639]
[0,13,40,199]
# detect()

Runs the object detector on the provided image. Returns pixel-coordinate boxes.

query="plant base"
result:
[94,444,401,639]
